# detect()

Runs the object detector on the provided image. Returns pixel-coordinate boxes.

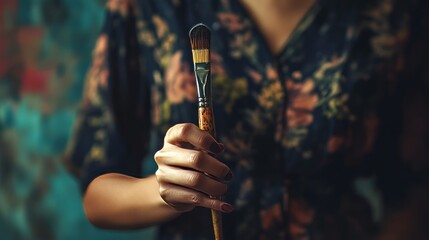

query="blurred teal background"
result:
[0,1,153,239]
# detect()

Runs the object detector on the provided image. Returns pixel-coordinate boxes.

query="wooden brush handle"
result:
[198,107,215,136]
[198,106,223,240]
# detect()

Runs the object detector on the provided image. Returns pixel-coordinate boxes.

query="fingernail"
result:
[224,171,233,181]
[210,142,223,153]
[221,203,234,213]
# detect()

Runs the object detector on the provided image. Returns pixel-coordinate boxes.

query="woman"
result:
[65,0,429,239]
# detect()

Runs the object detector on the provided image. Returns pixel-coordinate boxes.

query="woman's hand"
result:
[154,123,233,214]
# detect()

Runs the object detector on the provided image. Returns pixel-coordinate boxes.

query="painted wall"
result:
[0,1,154,239]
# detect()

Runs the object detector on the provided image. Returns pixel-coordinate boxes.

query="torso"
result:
[239,0,316,55]
[86,0,410,238]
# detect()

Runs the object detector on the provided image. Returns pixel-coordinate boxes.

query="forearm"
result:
[83,173,181,229]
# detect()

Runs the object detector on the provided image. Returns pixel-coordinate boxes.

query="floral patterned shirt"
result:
[66,0,429,239]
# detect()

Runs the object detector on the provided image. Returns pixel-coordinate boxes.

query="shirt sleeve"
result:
[64,0,151,191]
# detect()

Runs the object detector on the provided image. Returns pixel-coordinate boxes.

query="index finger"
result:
[165,123,223,154]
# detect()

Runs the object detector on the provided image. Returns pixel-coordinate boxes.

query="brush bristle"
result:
[189,23,210,63]
[189,23,211,50]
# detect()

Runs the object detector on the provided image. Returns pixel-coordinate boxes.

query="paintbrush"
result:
[189,23,223,240]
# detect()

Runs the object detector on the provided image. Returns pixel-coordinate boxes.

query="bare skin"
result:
[84,124,232,229]
[240,0,316,54]
[83,0,316,229]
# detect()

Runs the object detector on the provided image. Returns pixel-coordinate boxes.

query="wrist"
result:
[139,175,185,216]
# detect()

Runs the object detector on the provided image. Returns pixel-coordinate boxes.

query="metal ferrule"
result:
[194,62,211,107]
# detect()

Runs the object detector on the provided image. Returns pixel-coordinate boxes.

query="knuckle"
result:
[159,186,169,200]
[178,123,193,137]
[209,199,217,210]
[155,169,162,179]
[190,194,202,205]
[196,134,211,148]
[155,169,165,181]
[187,173,202,188]
[189,151,204,168]
[165,127,174,140]
[168,123,181,134]
[154,150,162,163]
